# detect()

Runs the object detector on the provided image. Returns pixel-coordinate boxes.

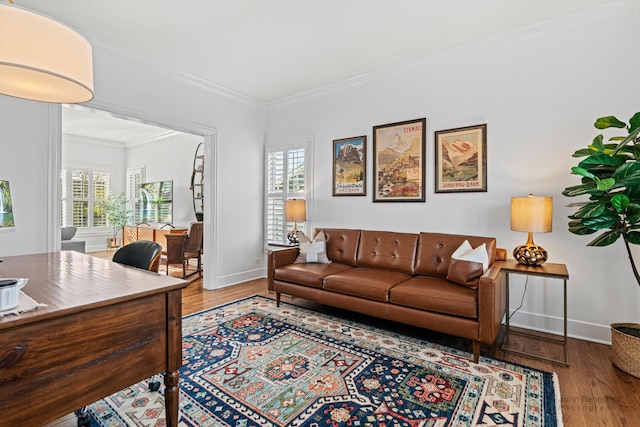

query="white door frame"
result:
[48,101,219,290]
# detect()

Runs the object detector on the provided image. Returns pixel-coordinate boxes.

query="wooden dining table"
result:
[0,251,189,427]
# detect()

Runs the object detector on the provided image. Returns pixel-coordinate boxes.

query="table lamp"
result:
[285,199,306,244]
[511,194,553,266]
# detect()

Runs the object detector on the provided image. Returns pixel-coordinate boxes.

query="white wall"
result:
[126,133,203,228]
[0,31,266,290]
[0,99,51,255]
[61,136,127,252]
[265,1,640,343]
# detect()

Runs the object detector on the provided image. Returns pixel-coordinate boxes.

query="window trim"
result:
[264,137,313,245]
[61,166,112,231]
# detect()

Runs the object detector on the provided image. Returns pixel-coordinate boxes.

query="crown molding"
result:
[86,34,265,109]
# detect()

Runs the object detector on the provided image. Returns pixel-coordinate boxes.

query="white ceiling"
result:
[19,0,613,103]
[21,0,614,142]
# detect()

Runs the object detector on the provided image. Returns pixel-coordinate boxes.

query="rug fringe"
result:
[553,372,564,427]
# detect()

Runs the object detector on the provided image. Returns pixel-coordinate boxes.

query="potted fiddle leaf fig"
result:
[103,192,132,248]
[563,112,640,377]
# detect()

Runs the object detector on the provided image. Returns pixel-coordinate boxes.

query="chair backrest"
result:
[61,226,77,241]
[113,240,162,273]
[184,222,203,253]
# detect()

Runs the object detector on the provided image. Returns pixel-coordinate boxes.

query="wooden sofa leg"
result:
[276,292,281,307]
[472,340,480,363]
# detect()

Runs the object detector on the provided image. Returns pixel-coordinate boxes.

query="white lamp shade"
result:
[0,4,94,103]
[511,194,553,233]
[285,199,306,223]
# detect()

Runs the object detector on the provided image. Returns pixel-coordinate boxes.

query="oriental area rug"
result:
[86,296,562,427]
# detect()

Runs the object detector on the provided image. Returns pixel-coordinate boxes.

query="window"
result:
[126,166,145,224]
[61,167,111,228]
[265,142,310,243]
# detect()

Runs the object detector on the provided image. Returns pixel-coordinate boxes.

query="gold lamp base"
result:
[513,232,548,266]
[287,223,301,244]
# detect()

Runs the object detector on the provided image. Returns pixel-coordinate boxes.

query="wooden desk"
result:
[0,251,188,427]
[123,224,188,251]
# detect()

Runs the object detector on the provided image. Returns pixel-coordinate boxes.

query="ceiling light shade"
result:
[0,4,94,103]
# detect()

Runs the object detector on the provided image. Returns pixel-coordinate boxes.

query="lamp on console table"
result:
[511,194,553,266]
[285,199,306,244]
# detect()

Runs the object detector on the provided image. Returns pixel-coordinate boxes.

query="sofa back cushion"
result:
[415,232,496,277]
[316,228,361,266]
[356,230,418,274]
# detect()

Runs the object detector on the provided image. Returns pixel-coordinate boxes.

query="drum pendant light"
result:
[0,2,94,103]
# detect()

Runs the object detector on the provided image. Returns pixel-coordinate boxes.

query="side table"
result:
[501,259,570,366]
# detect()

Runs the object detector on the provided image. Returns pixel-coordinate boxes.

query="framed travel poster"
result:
[435,124,487,193]
[0,180,15,229]
[333,135,367,196]
[373,118,426,202]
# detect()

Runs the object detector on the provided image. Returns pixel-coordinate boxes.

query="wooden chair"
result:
[164,222,203,278]
[112,240,162,273]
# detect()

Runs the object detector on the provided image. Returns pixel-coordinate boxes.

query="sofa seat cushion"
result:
[323,268,412,302]
[390,276,478,319]
[275,263,354,288]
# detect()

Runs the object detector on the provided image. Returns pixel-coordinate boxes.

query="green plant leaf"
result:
[568,219,598,235]
[572,148,597,157]
[562,182,598,197]
[625,203,640,223]
[629,112,640,133]
[611,162,640,189]
[596,177,615,191]
[595,116,626,129]
[588,230,621,246]
[625,231,640,244]
[581,212,620,230]
[571,166,595,179]
[613,127,640,155]
[578,153,626,170]
[611,193,630,212]
[589,134,605,152]
[570,201,606,219]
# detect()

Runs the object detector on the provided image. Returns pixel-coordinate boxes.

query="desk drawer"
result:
[0,294,168,426]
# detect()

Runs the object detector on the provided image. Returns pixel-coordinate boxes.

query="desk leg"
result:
[165,289,183,427]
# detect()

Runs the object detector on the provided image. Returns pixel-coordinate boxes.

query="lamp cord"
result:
[508,276,529,321]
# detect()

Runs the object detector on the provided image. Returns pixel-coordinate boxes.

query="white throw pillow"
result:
[454,242,489,272]
[446,241,489,288]
[451,240,473,260]
[294,231,332,264]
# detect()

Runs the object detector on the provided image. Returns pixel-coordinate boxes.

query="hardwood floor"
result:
[47,252,640,426]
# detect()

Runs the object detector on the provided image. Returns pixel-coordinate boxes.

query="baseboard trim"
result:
[509,309,612,345]
[209,268,266,290]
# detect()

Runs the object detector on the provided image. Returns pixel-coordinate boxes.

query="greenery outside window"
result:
[61,167,111,229]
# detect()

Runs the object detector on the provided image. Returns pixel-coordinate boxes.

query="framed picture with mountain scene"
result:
[333,135,367,196]
[435,124,487,193]
[0,179,15,230]
[373,118,426,202]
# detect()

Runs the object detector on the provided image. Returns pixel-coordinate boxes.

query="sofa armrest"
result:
[267,247,299,291]
[477,259,506,344]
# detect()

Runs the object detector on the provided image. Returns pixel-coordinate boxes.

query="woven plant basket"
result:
[611,322,640,378]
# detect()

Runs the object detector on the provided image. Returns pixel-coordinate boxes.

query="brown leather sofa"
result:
[268,228,507,363]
